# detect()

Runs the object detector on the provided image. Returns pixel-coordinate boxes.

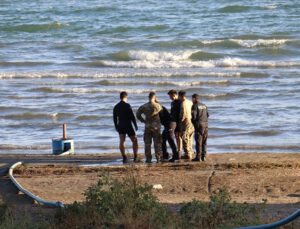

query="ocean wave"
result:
[101,56,300,69]
[229,39,289,48]
[156,38,292,49]
[0,106,32,112]
[238,88,270,93]
[129,50,194,61]
[230,130,281,137]
[0,70,263,79]
[108,49,212,62]
[2,112,73,120]
[189,51,224,60]
[110,51,131,61]
[1,22,68,33]
[72,6,116,14]
[239,72,269,78]
[95,79,229,87]
[210,127,242,132]
[0,61,53,67]
[202,39,290,48]
[75,115,101,121]
[201,93,238,100]
[218,5,278,13]
[245,130,281,136]
[29,87,154,94]
[218,5,252,13]
[97,24,169,35]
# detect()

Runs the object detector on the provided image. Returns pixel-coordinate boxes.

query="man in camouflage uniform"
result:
[178,90,194,160]
[136,92,162,163]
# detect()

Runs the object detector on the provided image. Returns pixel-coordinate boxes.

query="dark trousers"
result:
[194,124,208,157]
[162,124,177,159]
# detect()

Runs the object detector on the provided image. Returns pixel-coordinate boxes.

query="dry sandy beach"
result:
[0,153,299,225]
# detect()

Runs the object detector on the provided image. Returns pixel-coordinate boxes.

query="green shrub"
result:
[55,170,176,229]
[180,187,261,229]
[0,202,52,229]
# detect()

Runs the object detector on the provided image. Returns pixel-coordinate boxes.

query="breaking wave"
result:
[29,87,154,94]
[0,71,245,79]
[218,5,252,13]
[229,39,289,48]
[95,79,229,86]
[156,38,292,49]
[102,54,300,68]
[2,112,73,120]
[1,22,68,33]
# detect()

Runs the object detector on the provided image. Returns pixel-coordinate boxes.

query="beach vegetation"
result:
[55,170,176,228]
[54,171,265,229]
[180,187,262,228]
[2,170,297,228]
[0,201,52,229]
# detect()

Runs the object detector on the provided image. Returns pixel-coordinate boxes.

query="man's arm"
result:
[207,106,209,118]
[191,105,197,123]
[129,105,138,130]
[113,106,118,131]
[180,101,188,123]
[136,106,145,123]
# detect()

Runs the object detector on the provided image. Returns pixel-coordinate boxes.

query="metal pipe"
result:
[236,209,300,229]
[8,161,64,208]
[63,123,67,140]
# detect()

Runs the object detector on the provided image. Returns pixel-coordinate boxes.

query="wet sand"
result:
[0,153,299,224]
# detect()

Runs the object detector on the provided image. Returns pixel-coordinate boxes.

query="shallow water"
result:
[0,1,300,154]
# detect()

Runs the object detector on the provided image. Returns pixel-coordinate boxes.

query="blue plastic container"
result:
[52,138,74,155]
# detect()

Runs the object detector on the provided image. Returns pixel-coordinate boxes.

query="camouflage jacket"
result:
[180,99,193,124]
[136,102,162,129]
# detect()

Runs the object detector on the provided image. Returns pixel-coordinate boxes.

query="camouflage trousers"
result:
[144,127,162,161]
[181,123,194,159]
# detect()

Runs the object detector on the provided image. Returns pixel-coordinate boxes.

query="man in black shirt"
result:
[113,91,139,163]
[167,90,182,162]
[159,106,177,161]
[191,94,209,162]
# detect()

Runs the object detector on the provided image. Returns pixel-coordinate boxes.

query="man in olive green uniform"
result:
[136,92,162,163]
[178,90,194,160]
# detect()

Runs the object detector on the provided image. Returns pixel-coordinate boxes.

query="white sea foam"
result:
[265,5,277,10]
[201,39,225,44]
[102,59,216,68]
[230,39,289,48]
[41,87,152,94]
[102,57,300,69]
[128,50,194,61]
[0,70,241,79]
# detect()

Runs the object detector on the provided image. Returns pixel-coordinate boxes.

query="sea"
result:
[0,0,300,154]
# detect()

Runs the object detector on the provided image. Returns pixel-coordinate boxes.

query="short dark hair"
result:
[168,89,177,95]
[178,90,186,97]
[120,91,128,99]
[192,94,200,100]
[149,91,156,99]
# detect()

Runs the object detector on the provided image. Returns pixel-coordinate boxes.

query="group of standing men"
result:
[113,90,209,164]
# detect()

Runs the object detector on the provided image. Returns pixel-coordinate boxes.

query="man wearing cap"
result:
[191,94,209,161]
[136,92,162,163]
[178,90,194,160]
[113,91,139,163]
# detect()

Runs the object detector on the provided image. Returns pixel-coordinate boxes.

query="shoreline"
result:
[0,152,299,225]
